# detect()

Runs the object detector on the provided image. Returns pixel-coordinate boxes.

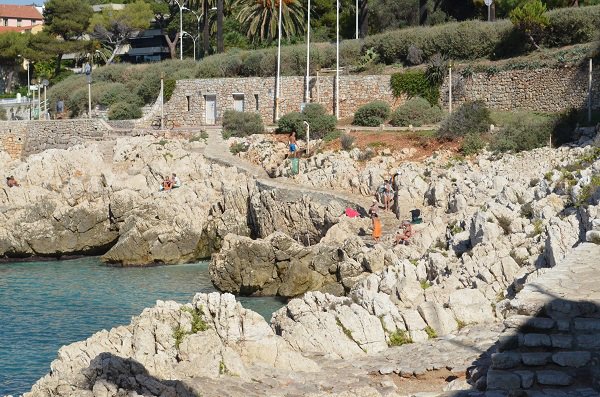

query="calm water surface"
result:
[0,257,285,396]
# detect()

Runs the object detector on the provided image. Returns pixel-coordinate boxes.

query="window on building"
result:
[254,94,259,111]
[17,19,22,27]
[233,94,244,112]
[186,96,191,112]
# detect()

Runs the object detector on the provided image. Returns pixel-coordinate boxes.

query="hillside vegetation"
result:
[47,5,600,119]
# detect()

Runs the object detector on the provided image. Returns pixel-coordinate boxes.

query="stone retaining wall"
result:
[161,66,599,126]
[0,119,126,159]
[442,65,600,113]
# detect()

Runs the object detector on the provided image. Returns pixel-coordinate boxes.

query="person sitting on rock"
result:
[171,173,181,188]
[160,176,172,191]
[394,220,413,246]
[6,176,20,187]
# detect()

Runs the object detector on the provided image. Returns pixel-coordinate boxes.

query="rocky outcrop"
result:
[210,218,386,297]
[25,293,319,397]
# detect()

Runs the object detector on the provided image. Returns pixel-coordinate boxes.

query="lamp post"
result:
[305,0,310,103]
[184,6,216,59]
[174,0,186,59]
[335,0,340,119]
[275,0,283,121]
[183,31,199,61]
[355,0,358,39]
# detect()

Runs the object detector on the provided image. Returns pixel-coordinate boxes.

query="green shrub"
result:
[391,97,444,127]
[575,175,600,208]
[490,118,551,153]
[277,103,336,140]
[277,112,305,136]
[340,133,355,150]
[352,101,391,127]
[108,101,142,120]
[438,100,492,140]
[390,70,439,106]
[222,110,264,137]
[424,326,438,339]
[97,82,141,108]
[388,330,412,346]
[461,133,487,155]
[543,5,600,48]
[509,0,549,50]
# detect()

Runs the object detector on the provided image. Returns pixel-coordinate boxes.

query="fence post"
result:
[589,58,593,124]
[448,66,453,114]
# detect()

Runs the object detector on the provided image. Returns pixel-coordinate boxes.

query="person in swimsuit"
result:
[289,131,297,158]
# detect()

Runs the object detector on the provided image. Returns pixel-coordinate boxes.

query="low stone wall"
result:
[0,119,127,159]
[442,65,600,112]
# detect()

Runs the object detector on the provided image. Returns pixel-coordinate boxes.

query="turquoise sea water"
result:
[0,257,286,396]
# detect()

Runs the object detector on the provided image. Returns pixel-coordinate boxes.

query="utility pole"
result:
[335,0,340,119]
[305,0,311,103]
[275,0,283,121]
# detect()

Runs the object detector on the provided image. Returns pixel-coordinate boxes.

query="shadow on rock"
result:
[85,352,197,397]
[446,287,600,396]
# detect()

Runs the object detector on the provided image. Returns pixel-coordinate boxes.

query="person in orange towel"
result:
[372,213,382,242]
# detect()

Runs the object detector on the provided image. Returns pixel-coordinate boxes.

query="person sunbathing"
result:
[394,220,413,246]
[6,176,20,187]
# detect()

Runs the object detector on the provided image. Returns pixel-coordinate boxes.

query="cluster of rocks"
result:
[0,137,345,265]
[11,129,600,396]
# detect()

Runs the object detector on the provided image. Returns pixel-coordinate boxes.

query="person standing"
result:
[288,131,297,158]
[372,213,382,242]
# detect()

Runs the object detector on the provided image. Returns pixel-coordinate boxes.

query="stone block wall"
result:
[165,75,398,126]
[0,119,111,159]
[163,66,599,127]
[441,65,600,112]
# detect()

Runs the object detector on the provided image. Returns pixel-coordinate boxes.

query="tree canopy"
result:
[89,1,154,64]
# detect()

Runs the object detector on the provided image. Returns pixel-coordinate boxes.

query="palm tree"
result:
[235,0,305,44]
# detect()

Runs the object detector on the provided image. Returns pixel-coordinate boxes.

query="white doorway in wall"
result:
[233,94,244,112]
[205,94,216,125]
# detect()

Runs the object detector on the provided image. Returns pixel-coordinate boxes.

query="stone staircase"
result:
[484,243,600,397]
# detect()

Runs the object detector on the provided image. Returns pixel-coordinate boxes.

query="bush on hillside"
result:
[438,100,492,139]
[391,97,444,127]
[461,133,487,155]
[544,5,600,48]
[551,108,579,147]
[97,82,142,108]
[352,101,391,126]
[278,112,306,136]
[108,101,142,120]
[277,103,337,140]
[490,118,551,153]
[222,110,264,137]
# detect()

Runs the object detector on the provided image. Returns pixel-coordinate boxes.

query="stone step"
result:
[491,351,592,370]
[487,368,580,390]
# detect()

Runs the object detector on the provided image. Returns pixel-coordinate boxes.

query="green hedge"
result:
[222,110,264,137]
[364,5,600,65]
[277,103,336,140]
[391,97,443,127]
[108,101,142,120]
[352,101,391,127]
[438,100,492,139]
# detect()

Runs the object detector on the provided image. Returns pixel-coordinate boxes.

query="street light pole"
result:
[275,0,283,121]
[355,0,358,39]
[335,0,340,119]
[305,0,310,103]
[174,0,185,59]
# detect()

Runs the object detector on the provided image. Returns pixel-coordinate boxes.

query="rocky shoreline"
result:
[3,129,599,396]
